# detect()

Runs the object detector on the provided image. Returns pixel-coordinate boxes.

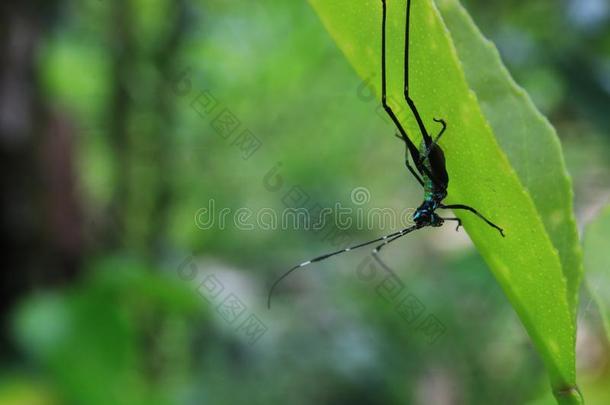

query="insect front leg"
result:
[432,118,447,144]
[419,118,448,164]
[440,204,505,237]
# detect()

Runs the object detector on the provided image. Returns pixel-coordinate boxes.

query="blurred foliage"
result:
[11,258,204,405]
[584,205,610,342]
[1,0,609,404]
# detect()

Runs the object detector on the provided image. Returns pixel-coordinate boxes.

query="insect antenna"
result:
[267,226,419,309]
[371,224,421,274]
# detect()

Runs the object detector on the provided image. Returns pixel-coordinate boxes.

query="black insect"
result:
[267,0,504,309]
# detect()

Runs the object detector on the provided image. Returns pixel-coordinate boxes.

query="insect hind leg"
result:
[381,0,425,175]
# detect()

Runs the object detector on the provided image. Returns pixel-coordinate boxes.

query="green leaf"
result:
[308,0,582,402]
[583,204,610,342]
[435,0,583,326]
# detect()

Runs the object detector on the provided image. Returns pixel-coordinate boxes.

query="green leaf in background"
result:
[0,378,57,405]
[583,204,610,341]
[308,0,582,402]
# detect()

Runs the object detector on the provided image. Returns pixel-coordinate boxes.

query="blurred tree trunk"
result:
[104,0,188,259]
[105,0,135,252]
[149,0,188,258]
[0,0,83,353]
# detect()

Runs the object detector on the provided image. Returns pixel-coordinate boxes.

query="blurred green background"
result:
[1,0,609,404]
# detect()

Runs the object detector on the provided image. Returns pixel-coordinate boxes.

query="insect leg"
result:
[432,118,447,144]
[268,227,413,308]
[419,118,448,164]
[440,204,505,237]
[395,0,445,191]
[403,0,433,148]
[381,0,423,174]
[405,156,424,187]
